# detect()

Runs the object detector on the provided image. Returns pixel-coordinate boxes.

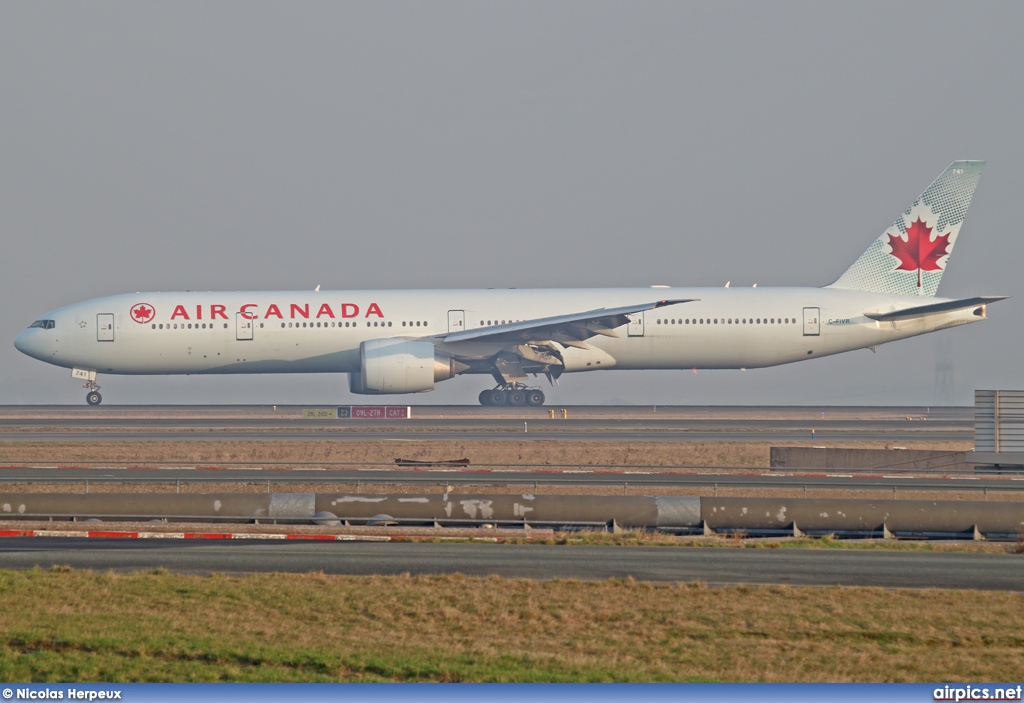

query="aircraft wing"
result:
[442,299,697,347]
[864,296,1008,322]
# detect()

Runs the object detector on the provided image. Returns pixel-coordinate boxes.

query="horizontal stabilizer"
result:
[864,296,1007,322]
[444,299,696,344]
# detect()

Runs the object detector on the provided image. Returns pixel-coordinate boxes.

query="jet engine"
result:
[349,339,465,394]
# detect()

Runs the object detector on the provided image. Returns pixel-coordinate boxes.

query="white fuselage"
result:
[13,286,985,379]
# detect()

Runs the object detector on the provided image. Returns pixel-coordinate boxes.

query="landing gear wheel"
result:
[86,391,102,406]
[478,383,547,406]
[485,389,507,406]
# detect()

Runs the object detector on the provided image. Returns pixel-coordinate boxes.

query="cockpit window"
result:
[29,320,55,330]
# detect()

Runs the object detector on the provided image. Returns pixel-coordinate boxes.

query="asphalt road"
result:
[0,539,1019,589]
[0,405,972,443]
[0,430,971,442]
[2,467,1021,492]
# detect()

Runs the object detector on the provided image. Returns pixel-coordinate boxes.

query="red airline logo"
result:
[130,303,155,324]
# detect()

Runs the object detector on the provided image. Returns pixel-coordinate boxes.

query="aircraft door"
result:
[627,312,644,337]
[803,307,820,336]
[235,312,254,341]
[97,314,114,342]
[447,310,465,333]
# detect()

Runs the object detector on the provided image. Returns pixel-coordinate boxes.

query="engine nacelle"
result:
[349,339,461,394]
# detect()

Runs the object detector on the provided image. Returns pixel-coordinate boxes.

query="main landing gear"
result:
[478,383,545,407]
[84,380,102,406]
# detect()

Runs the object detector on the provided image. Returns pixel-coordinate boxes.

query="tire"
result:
[478,390,493,406]
[508,390,527,406]
[526,390,546,406]
[486,389,508,406]
[86,391,102,406]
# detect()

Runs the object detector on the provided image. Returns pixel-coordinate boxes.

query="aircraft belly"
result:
[641,329,810,369]
[64,333,360,375]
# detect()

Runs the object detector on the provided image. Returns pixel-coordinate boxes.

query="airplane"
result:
[14,160,1006,406]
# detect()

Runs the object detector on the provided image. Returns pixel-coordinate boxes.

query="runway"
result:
[0,538,1019,589]
[0,405,1001,590]
[0,404,973,443]
[1,467,1021,492]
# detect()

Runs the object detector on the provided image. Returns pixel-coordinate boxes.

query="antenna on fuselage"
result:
[314,285,320,292]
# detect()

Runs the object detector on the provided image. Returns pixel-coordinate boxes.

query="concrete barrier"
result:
[314,494,700,528]
[1,492,1021,537]
[770,447,969,472]
[701,497,1024,536]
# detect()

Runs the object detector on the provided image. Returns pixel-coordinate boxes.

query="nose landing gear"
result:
[478,383,545,407]
[83,379,102,406]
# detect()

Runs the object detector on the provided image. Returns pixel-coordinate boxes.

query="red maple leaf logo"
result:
[130,303,154,324]
[887,217,951,288]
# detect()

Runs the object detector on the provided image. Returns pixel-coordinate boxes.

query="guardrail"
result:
[1,492,1021,540]
[0,458,1006,476]
[1,475,1023,499]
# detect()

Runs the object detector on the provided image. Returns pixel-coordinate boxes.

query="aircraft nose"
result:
[14,329,48,361]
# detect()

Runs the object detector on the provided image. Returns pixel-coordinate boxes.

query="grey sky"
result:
[1,1,1022,405]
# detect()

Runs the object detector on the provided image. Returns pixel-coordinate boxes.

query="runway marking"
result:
[37,531,88,538]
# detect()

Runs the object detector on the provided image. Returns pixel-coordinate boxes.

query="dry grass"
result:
[0,569,1021,682]
[0,439,972,469]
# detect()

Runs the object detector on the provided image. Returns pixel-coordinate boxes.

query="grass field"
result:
[0,568,1022,683]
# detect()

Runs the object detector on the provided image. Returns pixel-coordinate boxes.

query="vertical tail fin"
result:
[828,160,985,297]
